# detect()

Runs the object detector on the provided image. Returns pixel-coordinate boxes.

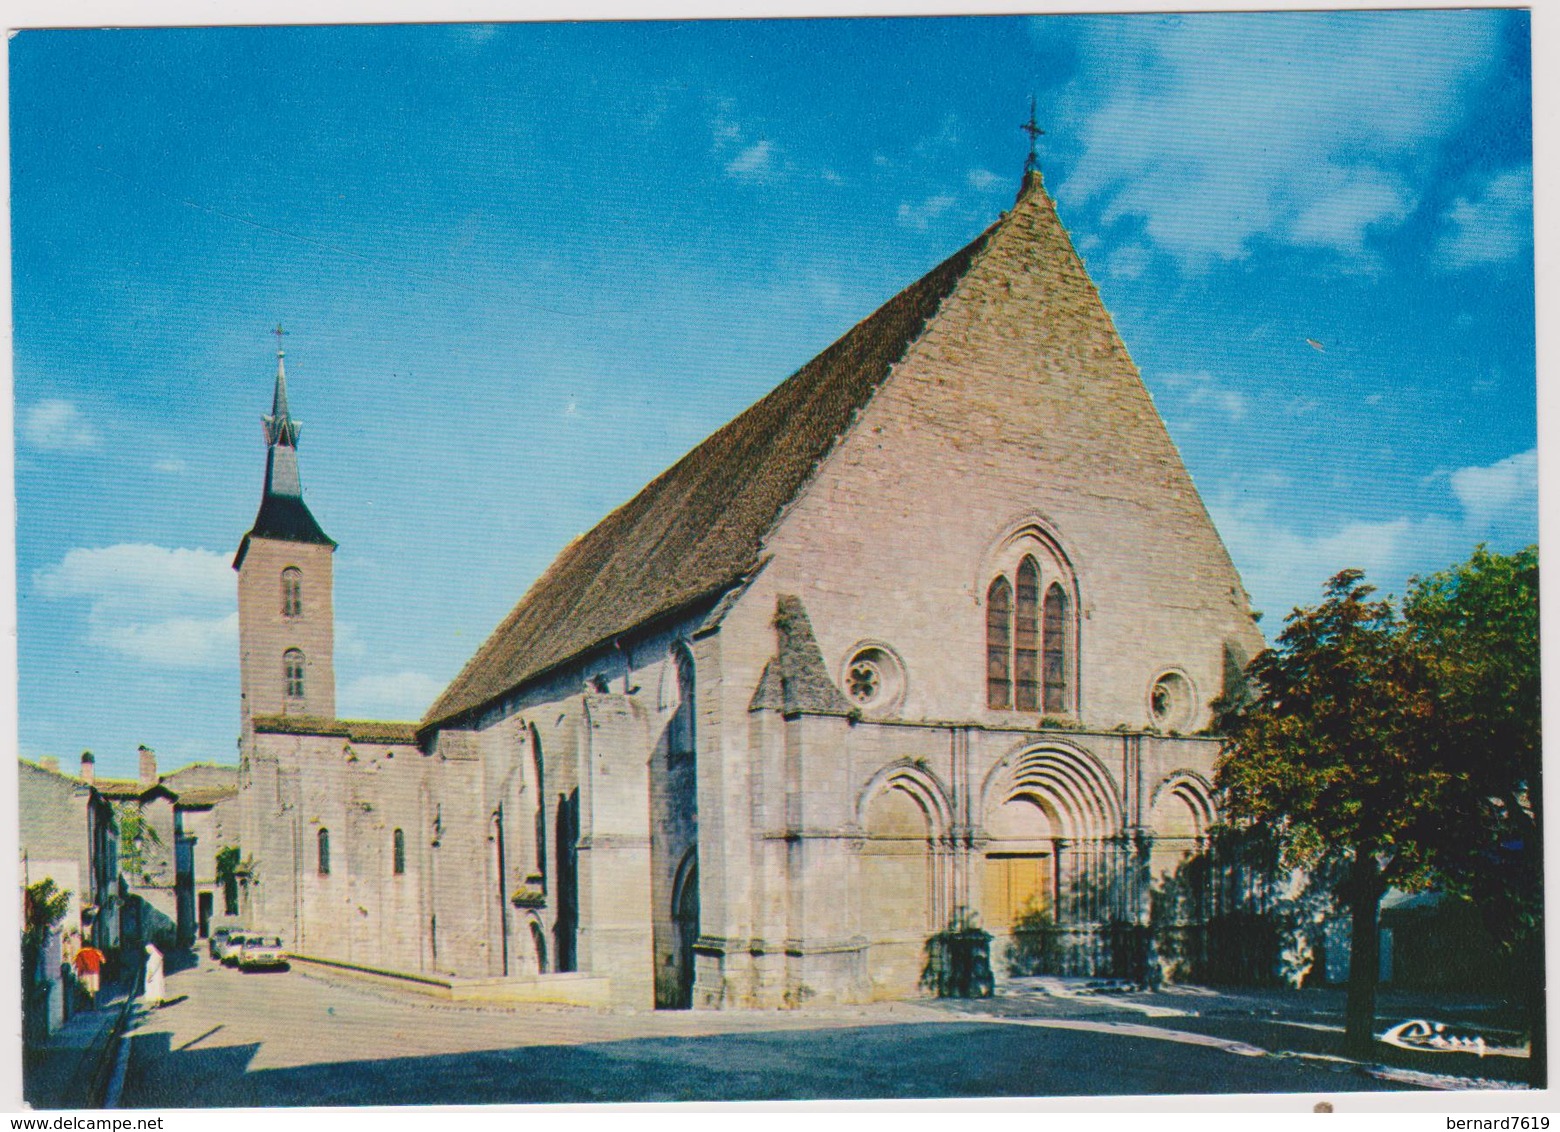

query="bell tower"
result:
[234,330,337,724]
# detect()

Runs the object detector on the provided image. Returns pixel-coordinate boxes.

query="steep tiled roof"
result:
[252,715,420,744]
[425,219,1001,727]
[93,779,174,803]
[160,764,238,807]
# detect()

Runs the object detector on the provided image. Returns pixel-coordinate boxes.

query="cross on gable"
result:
[1022,96,1045,173]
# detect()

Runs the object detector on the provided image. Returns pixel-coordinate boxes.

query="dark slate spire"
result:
[264,347,301,449]
[234,335,335,569]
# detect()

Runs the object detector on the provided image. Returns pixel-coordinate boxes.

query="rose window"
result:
[847,661,881,704]
[839,644,905,713]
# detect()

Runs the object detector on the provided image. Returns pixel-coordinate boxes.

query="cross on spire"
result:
[272,323,287,357]
[1021,95,1045,174]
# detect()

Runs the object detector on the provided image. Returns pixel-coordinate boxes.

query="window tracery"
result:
[284,648,306,700]
[281,567,303,617]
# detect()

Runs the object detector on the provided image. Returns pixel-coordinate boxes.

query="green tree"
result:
[1215,569,1445,1056]
[1403,545,1543,1082]
[23,878,71,945]
[21,878,72,1044]
[115,802,164,881]
[215,844,242,916]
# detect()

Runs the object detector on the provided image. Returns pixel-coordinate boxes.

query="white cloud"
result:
[36,544,233,608]
[1435,166,1533,270]
[23,400,98,451]
[968,167,1003,192]
[1158,370,1247,421]
[154,457,188,475]
[725,140,774,179]
[896,193,958,231]
[1212,447,1536,623]
[94,613,239,669]
[1052,10,1501,267]
[35,544,236,669]
[1450,447,1537,532]
[340,671,446,721]
[1106,243,1151,281]
[1289,166,1416,255]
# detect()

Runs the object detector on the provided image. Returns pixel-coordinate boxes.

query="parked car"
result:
[221,932,253,966]
[209,926,235,961]
[237,935,288,972]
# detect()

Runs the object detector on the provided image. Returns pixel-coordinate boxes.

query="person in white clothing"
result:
[143,943,166,1008]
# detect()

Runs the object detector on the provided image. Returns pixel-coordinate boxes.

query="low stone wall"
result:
[290,954,614,1007]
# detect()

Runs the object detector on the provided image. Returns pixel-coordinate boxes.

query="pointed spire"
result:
[263,326,301,448]
[235,328,334,569]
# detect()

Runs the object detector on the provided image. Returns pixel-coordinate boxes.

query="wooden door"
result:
[983,853,1052,933]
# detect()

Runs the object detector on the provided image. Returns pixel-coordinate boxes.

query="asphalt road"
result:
[116,957,1416,1107]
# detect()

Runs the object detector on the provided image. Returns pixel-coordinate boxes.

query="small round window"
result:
[841,644,905,713]
[1149,671,1194,730]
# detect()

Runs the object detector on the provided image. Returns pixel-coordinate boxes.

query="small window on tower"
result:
[281,568,303,617]
[284,649,306,700]
[393,828,406,875]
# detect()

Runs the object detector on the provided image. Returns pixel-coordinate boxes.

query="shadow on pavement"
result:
[118,1020,1412,1108]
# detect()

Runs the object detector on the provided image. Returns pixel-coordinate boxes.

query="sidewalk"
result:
[22,989,135,1110]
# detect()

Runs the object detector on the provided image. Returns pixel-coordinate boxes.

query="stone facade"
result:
[18,760,119,950]
[233,168,1263,1009]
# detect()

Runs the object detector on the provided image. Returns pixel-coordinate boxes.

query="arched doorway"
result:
[669,852,699,1009]
[529,919,548,975]
[860,783,934,997]
[983,795,1056,936]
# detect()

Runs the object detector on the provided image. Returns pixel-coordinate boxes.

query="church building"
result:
[232,164,1264,1009]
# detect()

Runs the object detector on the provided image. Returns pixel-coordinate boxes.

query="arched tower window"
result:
[1043,583,1070,714]
[669,643,696,765]
[1014,557,1041,712]
[317,828,331,876]
[529,725,547,889]
[986,576,1013,710]
[283,649,306,701]
[281,567,303,618]
[392,828,406,875]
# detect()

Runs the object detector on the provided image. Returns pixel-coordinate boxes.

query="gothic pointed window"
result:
[1014,557,1041,712]
[393,828,406,875]
[668,644,696,766]
[986,576,1013,709]
[281,568,303,618]
[317,828,331,876]
[284,649,306,701]
[1043,583,1070,714]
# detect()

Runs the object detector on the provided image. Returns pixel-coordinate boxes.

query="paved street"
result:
[115,956,1502,1107]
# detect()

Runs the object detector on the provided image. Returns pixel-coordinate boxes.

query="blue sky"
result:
[10,11,1536,779]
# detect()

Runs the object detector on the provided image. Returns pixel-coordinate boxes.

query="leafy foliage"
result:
[23,878,71,943]
[1402,545,1541,945]
[1004,905,1060,977]
[920,908,994,998]
[115,802,164,880]
[1215,568,1444,887]
[216,844,244,916]
[1215,549,1542,1066]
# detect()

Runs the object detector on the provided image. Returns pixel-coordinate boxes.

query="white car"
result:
[221,932,254,966]
[237,935,289,971]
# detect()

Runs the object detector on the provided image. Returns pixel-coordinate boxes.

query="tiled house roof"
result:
[252,714,420,744]
[424,216,1003,727]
